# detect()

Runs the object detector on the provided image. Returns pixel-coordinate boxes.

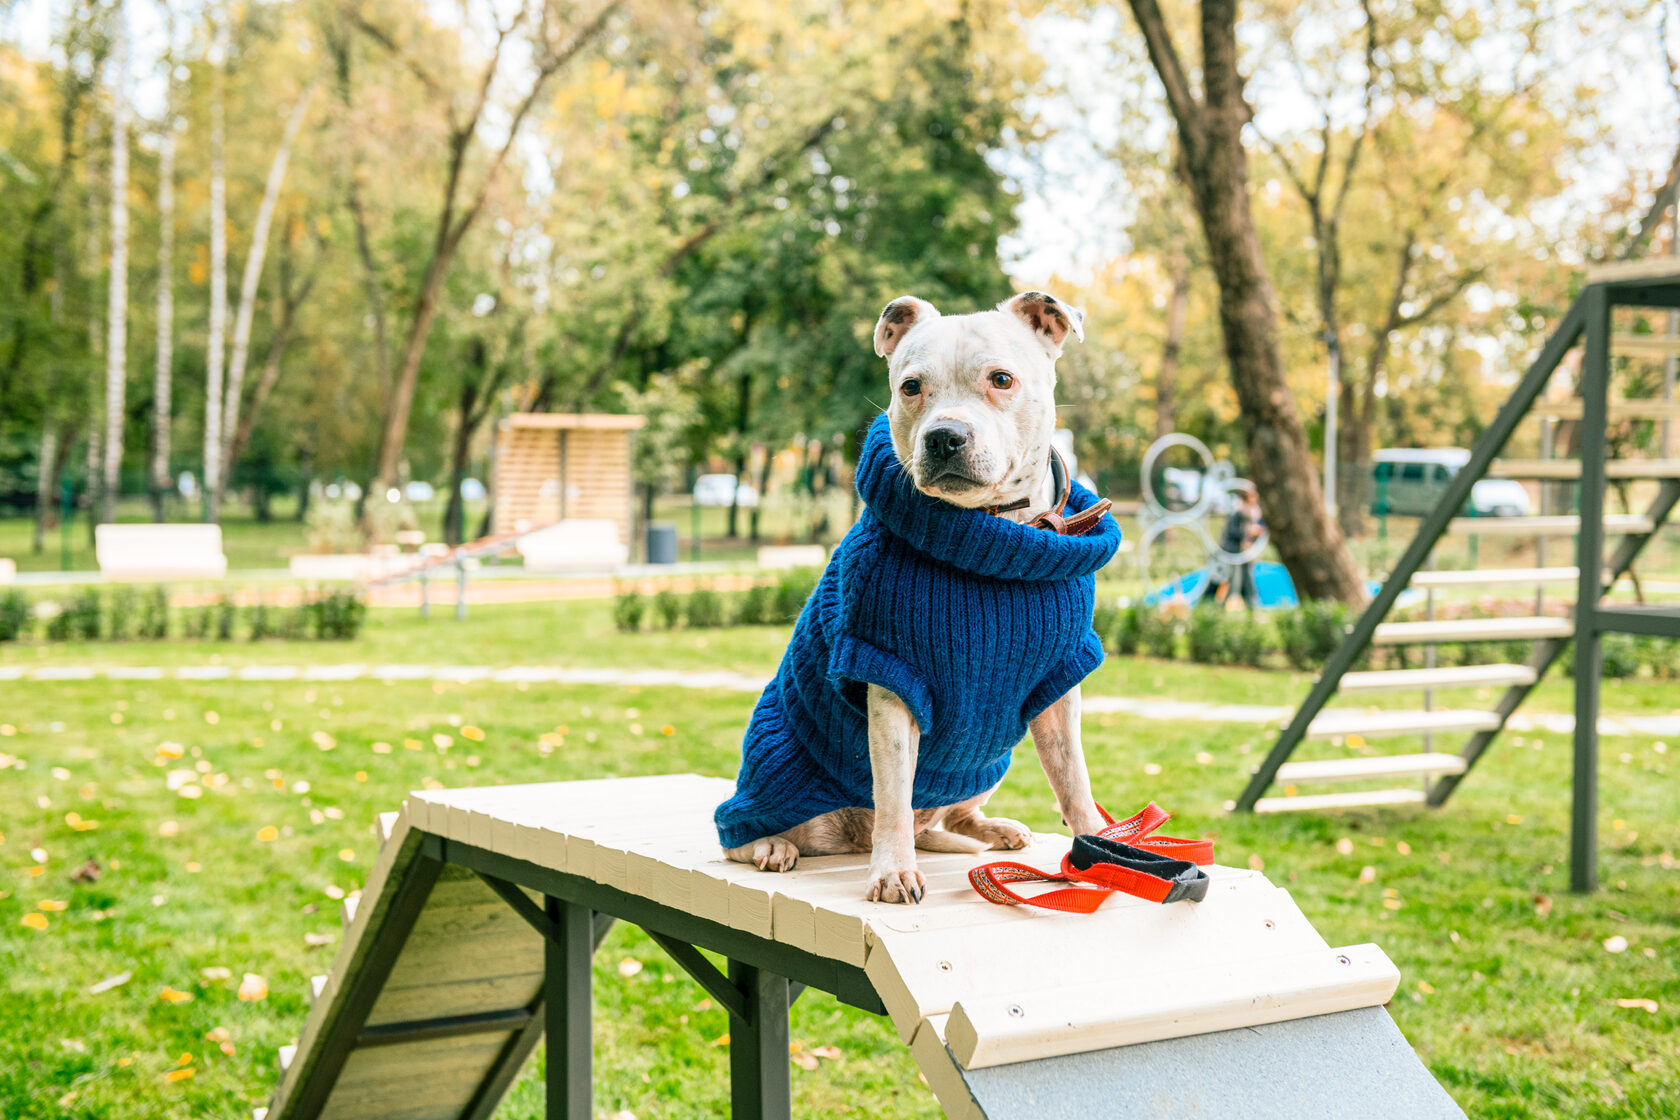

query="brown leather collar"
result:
[985,448,1113,536]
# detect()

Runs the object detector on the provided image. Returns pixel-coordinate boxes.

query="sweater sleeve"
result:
[822,523,935,734]
[1021,628,1105,725]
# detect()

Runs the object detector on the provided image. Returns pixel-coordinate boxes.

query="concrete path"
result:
[3,663,1677,737]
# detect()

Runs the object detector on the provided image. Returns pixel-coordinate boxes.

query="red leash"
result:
[968,803,1214,912]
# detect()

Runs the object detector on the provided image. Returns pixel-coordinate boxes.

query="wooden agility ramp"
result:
[260,775,1463,1119]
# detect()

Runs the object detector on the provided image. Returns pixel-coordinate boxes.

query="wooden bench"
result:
[260,775,1463,1120]
[94,523,227,580]
[515,519,628,570]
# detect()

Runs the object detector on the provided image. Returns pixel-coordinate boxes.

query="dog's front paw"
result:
[748,836,799,872]
[972,816,1032,850]
[866,858,925,904]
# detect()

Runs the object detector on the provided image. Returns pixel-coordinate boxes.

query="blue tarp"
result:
[1146,562,1405,609]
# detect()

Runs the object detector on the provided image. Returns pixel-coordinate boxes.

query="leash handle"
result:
[968,802,1214,912]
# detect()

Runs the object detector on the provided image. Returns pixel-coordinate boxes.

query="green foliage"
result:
[1139,607,1179,660]
[771,569,819,624]
[654,589,683,630]
[0,589,29,641]
[248,603,273,642]
[216,596,236,642]
[1275,601,1350,671]
[734,584,773,627]
[139,586,170,640]
[68,589,101,641]
[685,588,725,629]
[613,590,645,633]
[310,590,368,640]
[107,586,138,641]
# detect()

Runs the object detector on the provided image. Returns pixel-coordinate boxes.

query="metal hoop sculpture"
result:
[1136,433,1269,594]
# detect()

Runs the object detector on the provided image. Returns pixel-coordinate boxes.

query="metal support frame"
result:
[449,840,884,1120]
[1231,301,1587,812]
[1234,274,1679,898]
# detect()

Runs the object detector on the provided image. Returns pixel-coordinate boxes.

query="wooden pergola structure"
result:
[490,413,646,545]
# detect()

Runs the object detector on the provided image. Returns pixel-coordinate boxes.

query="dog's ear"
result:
[873,296,940,358]
[1000,290,1085,354]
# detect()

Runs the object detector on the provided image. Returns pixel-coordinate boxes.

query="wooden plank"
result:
[1305,708,1501,740]
[907,1016,984,1120]
[1613,333,1680,358]
[317,1032,513,1120]
[866,876,1311,1043]
[1585,258,1680,284]
[1249,788,1427,813]
[1372,616,1574,644]
[502,412,647,430]
[1444,513,1652,536]
[1275,752,1468,784]
[1338,664,1537,694]
[1529,400,1680,421]
[1408,566,1580,589]
[1491,458,1680,479]
[944,942,1400,1069]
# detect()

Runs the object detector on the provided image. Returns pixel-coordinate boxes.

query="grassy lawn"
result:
[1,601,1677,1118]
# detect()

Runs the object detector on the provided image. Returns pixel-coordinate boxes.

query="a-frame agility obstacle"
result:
[259,775,1463,1119]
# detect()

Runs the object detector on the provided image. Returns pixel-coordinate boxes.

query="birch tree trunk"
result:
[33,424,59,553]
[1156,228,1188,439]
[101,0,129,527]
[203,41,228,523]
[82,100,103,542]
[220,82,317,490]
[151,80,177,521]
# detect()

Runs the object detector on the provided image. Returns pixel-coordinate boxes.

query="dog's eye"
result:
[900,378,921,397]
[989,371,1014,390]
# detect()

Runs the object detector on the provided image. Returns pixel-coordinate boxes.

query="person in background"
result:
[1220,487,1263,610]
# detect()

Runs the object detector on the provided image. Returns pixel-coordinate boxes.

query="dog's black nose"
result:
[923,422,969,462]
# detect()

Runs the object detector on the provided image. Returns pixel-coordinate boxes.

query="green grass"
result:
[1,602,1677,1118]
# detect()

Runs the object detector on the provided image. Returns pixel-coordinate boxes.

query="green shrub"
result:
[279,604,310,641]
[654,590,683,630]
[736,584,774,626]
[1092,604,1120,651]
[0,590,29,641]
[108,586,138,641]
[138,586,169,639]
[248,603,273,641]
[45,600,72,641]
[1113,605,1143,655]
[183,605,212,640]
[216,596,236,641]
[1187,609,1224,664]
[772,569,819,623]
[69,589,102,641]
[686,587,724,629]
[1139,607,1178,660]
[1276,600,1349,670]
[311,590,367,640]
[1600,634,1641,679]
[612,590,644,633]
[1231,614,1270,667]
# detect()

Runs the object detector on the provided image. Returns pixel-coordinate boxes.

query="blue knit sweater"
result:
[714,414,1122,849]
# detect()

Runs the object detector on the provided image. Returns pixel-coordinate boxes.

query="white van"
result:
[1370,449,1531,518]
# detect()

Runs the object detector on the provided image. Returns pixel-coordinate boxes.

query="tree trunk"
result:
[749,451,772,543]
[33,423,59,553]
[151,102,175,522]
[372,248,451,496]
[101,0,129,528]
[204,52,228,523]
[220,82,316,490]
[443,366,479,547]
[82,105,103,543]
[1157,229,1189,438]
[1125,0,1364,604]
[1335,378,1368,538]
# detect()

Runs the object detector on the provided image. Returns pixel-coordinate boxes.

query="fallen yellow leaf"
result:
[461,726,485,741]
[1616,998,1659,1013]
[159,987,194,1003]
[20,912,48,930]
[256,826,279,843]
[164,1068,194,1082]
[712,1033,730,1047]
[38,899,67,912]
[237,973,268,1002]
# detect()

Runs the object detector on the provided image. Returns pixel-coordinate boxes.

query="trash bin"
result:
[645,522,678,565]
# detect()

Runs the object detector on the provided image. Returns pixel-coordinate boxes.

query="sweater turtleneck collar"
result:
[853,413,1122,582]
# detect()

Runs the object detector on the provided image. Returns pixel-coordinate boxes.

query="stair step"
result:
[1491,458,1680,479]
[1275,752,1468,784]
[1373,616,1575,644]
[1445,514,1653,537]
[1612,333,1680,358]
[277,1044,296,1072]
[1307,708,1501,740]
[1530,399,1680,422]
[310,974,327,1002]
[1246,788,1428,814]
[1409,566,1580,589]
[1339,664,1537,694]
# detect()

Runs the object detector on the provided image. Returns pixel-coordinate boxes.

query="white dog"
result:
[714,291,1118,904]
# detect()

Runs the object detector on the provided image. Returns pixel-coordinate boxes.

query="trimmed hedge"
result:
[0,586,367,643]
[613,569,820,633]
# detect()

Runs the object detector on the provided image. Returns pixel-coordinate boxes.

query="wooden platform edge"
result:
[908,1016,985,1120]
[264,802,420,1120]
[944,942,1400,1070]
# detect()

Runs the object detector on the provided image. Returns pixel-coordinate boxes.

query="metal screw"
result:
[1337,954,1351,966]
[1263,919,1275,929]
[937,961,952,972]
[1007,1004,1024,1018]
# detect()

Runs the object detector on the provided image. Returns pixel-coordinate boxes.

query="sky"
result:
[4,0,1677,286]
